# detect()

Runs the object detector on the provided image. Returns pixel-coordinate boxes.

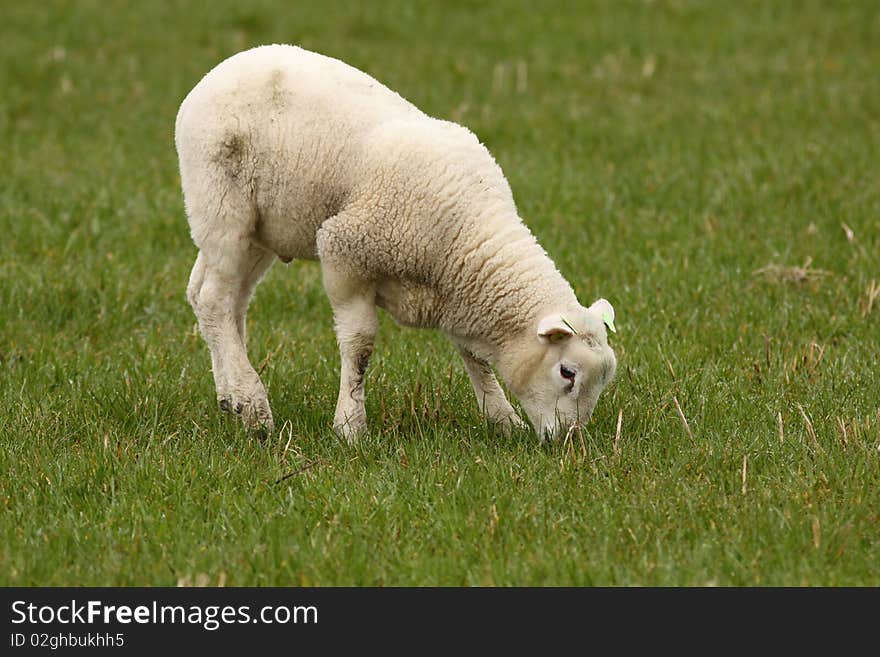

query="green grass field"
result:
[2,0,879,586]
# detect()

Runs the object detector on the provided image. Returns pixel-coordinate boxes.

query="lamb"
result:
[175,44,617,441]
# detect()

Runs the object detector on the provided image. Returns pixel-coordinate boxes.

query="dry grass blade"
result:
[860,280,880,317]
[777,411,784,444]
[488,503,500,535]
[492,61,505,95]
[516,60,528,93]
[613,408,623,456]
[673,396,694,444]
[836,417,848,448]
[279,420,294,460]
[741,453,748,496]
[841,222,855,243]
[797,403,819,448]
[257,343,283,376]
[275,459,322,484]
[752,257,831,285]
[559,425,588,462]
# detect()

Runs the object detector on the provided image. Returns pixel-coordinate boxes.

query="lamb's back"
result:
[177,45,419,144]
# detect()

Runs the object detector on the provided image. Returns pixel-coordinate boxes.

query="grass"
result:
[1,0,879,586]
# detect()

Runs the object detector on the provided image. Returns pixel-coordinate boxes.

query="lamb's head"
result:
[502,299,617,441]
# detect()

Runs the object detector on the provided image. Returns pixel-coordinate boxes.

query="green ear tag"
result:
[602,311,616,333]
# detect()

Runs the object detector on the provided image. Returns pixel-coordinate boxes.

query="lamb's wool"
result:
[176,45,616,440]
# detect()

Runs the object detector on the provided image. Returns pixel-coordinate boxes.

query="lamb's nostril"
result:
[219,398,231,412]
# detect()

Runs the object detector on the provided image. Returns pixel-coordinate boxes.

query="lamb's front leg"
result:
[321,262,377,442]
[454,342,526,434]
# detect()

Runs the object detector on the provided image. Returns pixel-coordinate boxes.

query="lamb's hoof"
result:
[492,413,528,436]
[333,418,366,445]
[220,392,274,437]
[241,399,274,437]
[248,421,274,441]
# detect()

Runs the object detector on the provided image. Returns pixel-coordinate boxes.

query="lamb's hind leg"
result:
[187,243,275,434]
[234,249,275,347]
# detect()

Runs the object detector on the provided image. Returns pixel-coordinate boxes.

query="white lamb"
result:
[175,45,617,441]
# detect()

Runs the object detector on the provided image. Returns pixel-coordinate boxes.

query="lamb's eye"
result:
[559,365,576,392]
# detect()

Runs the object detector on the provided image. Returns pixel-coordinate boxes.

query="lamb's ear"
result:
[589,298,616,333]
[537,315,576,343]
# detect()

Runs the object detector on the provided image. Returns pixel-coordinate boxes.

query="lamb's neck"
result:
[443,210,578,358]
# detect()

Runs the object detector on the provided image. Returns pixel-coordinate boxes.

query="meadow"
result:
[1,0,878,585]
